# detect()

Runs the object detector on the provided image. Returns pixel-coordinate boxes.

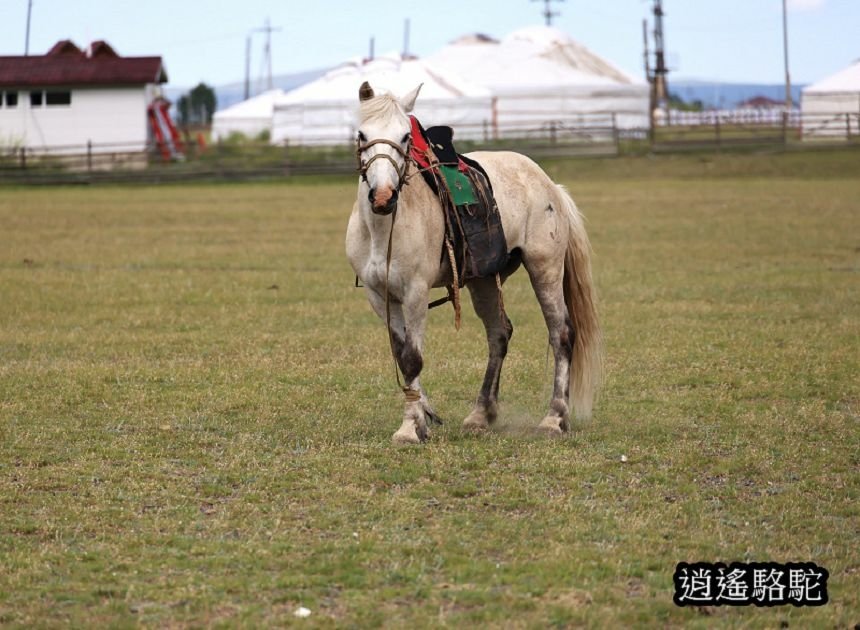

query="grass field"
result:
[1,149,858,627]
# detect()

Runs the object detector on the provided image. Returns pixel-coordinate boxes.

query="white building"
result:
[427,27,650,133]
[0,40,168,154]
[801,59,860,139]
[271,54,493,146]
[211,89,284,142]
[224,25,648,148]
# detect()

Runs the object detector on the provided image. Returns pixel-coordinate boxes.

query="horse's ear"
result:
[359,81,375,102]
[400,83,423,113]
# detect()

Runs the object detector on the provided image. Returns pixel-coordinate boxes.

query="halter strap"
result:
[356,137,413,191]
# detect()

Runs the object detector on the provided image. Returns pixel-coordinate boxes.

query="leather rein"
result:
[354,133,457,400]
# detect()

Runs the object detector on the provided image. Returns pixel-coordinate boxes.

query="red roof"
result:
[0,40,167,88]
[738,96,783,108]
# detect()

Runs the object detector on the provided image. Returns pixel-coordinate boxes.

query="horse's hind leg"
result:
[527,266,574,436]
[463,277,513,432]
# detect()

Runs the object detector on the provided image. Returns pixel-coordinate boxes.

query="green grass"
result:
[1,149,858,627]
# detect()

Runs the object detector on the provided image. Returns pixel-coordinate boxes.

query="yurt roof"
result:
[803,59,860,94]
[428,25,644,92]
[276,53,491,105]
[214,89,284,119]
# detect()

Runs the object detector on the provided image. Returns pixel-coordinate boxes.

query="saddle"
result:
[408,116,509,286]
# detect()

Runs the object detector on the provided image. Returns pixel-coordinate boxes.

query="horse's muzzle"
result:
[369,188,399,216]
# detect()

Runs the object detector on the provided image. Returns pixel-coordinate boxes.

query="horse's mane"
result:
[359,93,405,125]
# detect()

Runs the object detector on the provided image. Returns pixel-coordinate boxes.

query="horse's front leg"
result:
[365,285,438,444]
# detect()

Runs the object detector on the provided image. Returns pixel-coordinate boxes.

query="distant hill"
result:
[670,80,805,109]
[165,68,328,113]
[164,74,806,115]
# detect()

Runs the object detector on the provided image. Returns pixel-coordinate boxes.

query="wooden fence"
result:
[1,111,857,184]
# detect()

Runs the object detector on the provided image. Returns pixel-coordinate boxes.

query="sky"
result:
[0,0,856,89]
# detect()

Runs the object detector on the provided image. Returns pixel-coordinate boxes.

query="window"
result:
[46,90,72,106]
[2,91,16,107]
[27,90,72,107]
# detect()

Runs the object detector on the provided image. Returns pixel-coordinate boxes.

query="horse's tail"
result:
[558,185,603,420]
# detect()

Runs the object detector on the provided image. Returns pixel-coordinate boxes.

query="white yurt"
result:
[801,60,860,139]
[270,54,493,146]
[211,89,283,141]
[427,26,649,133]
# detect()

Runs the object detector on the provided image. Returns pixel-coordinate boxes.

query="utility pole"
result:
[642,19,652,83]
[652,0,669,110]
[25,0,33,55]
[253,17,282,92]
[403,18,411,59]
[531,0,564,27]
[782,0,792,112]
[244,35,251,100]
[643,18,656,138]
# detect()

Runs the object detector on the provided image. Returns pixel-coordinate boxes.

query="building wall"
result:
[801,92,860,138]
[0,86,150,153]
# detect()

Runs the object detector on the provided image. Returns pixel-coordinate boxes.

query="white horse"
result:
[346,82,602,444]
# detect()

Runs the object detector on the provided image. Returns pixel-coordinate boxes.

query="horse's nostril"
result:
[368,187,376,204]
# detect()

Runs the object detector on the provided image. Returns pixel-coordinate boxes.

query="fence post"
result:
[549,121,557,145]
[87,140,93,173]
[648,107,656,149]
[847,113,851,141]
[715,116,721,151]
[781,111,788,145]
[19,147,26,170]
[611,113,619,155]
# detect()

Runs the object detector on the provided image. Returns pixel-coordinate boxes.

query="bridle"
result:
[355,136,413,193]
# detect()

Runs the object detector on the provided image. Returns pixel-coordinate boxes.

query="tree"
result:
[668,91,704,112]
[177,83,217,126]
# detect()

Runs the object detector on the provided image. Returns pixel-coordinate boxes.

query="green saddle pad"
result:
[439,165,477,206]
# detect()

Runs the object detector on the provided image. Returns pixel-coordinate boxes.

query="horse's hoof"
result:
[392,431,422,446]
[537,416,566,437]
[462,408,491,433]
[392,420,428,445]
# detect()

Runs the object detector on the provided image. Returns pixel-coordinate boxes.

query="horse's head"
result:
[356,81,422,215]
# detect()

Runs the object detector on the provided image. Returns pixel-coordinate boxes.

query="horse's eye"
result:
[401,133,410,144]
[357,131,367,143]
